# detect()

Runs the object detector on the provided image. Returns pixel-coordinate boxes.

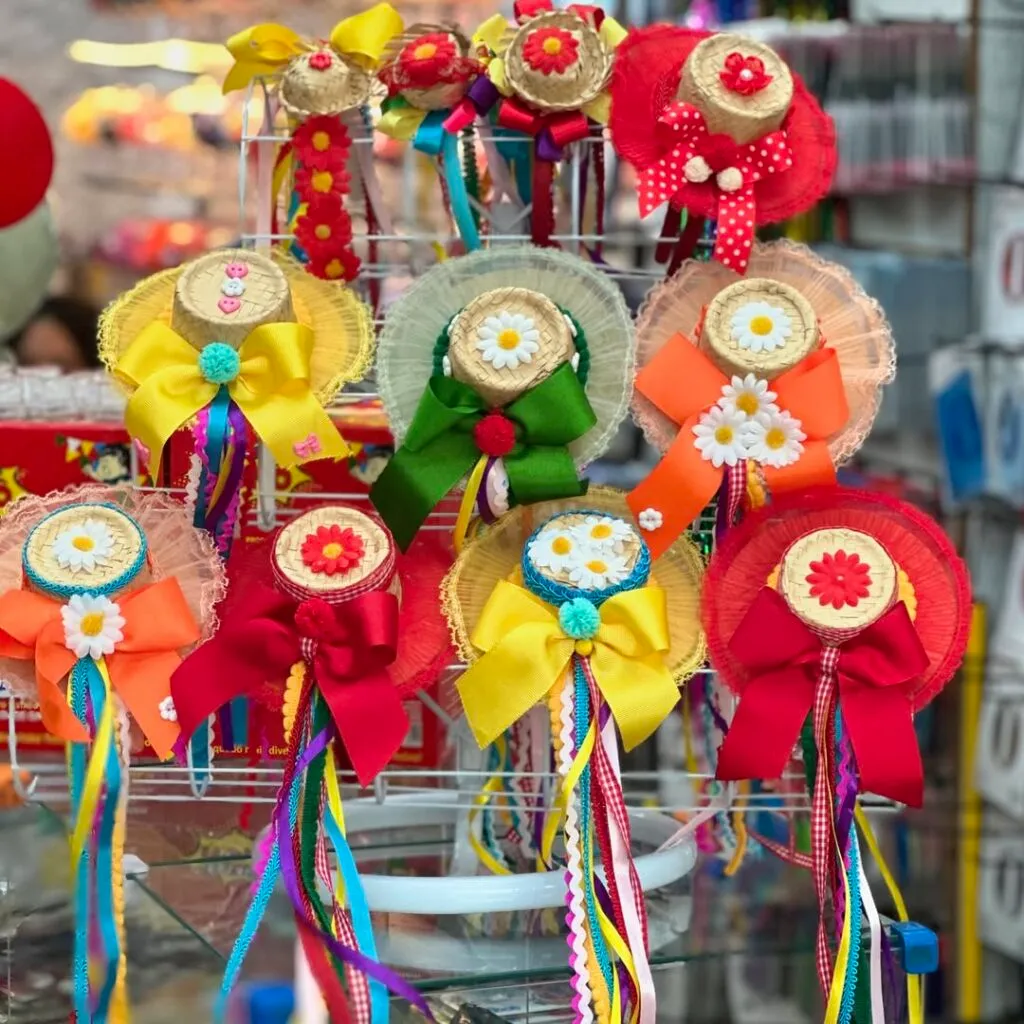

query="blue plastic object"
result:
[888,921,940,975]
[245,983,295,1024]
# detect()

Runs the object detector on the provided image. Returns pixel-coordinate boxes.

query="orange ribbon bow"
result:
[627,335,849,558]
[0,578,200,759]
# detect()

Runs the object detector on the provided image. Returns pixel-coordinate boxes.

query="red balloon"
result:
[0,79,54,228]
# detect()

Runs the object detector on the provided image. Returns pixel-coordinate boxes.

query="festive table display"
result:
[0,485,224,1021]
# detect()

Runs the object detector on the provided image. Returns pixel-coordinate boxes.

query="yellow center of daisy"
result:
[311,170,334,193]
[765,427,787,450]
[413,42,438,60]
[324,259,344,279]
[498,329,521,350]
[749,315,774,336]
[586,559,607,574]
[312,130,331,152]
[314,224,332,240]
[736,392,759,416]
[714,425,734,445]
[590,524,613,540]
[543,36,563,55]
[551,537,572,555]
[80,612,105,637]
[322,542,343,559]
[72,535,95,552]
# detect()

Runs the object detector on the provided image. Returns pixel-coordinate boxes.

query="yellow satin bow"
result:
[223,3,403,95]
[456,579,680,752]
[115,322,349,474]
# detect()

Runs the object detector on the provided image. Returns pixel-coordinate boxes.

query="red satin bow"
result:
[170,584,407,786]
[715,587,930,806]
[638,102,793,273]
[497,98,591,157]
[515,0,604,26]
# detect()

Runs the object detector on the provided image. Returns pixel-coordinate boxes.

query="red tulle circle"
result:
[0,79,54,228]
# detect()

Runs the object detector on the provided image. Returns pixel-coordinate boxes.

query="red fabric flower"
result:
[522,27,580,75]
[308,50,334,72]
[399,33,456,86]
[307,248,361,283]
[719,52,773,96]
[293,116,350,166]
[301,524,365,576]
[295,195,353,259]
[805,550,872,610]
[294,152,351,199]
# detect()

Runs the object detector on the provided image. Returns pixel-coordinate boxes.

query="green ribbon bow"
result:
[371,363,596,550]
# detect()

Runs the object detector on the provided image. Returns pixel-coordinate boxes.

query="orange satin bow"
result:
[0,579,200,759]
[627,335,849,557]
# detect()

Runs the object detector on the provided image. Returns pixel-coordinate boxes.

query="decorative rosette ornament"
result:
[628,241,895,558]
[377,26,485,250]
[609,28,836,272]
[0,486,224,1022]
[445,488,705,1024]
[444,0,626,247]
[370,247,634,551]
[703,487,971,1021]
[221,4,403,283]
[171,506,451,1021]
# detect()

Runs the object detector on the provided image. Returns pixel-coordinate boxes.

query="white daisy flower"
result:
[527,528,580,574]
[568,551,631,591]
[692,406,748,468]
[744,409,806,468]
[475,311,541,370]
[51,519,115,574]
[60,594,125,661]
[637,507,663,532]
[158,696,178,722]
[730,301,793,354]
[718,374,778,421]
[571,515,635,554]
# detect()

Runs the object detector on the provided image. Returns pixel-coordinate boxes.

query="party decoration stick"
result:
[703,487,971,1022]
[609,28,835,272]
[627,240,895,557]
[447,0,625,247]
[445,488,706,1024]
[171,506,452,1022]
[0,485,224,1022]
[370,247,634,551]
[222,5,403,283]
[377,25,485,251]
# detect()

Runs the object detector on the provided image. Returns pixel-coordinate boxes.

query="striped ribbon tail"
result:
[67,663,91,1023]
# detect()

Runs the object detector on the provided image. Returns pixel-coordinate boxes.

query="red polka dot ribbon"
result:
[637,102,793,273]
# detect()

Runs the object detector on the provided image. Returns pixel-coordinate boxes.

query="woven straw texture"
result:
[632,240,895,467]
[99,248,374,406]
[23,504,145,596]
[448,287,575,407]
[0,485,225,702]
[702,487,972,712]
[442,486,706,684]
[779,528,897,636]
[678,34,793,145]
[378,247,634,468]
[505,10,609,113]
[172,250,293,351]
[703,277,817,378]
[281,50,374,118]
[272,506,396,602]
[379,26,476,110]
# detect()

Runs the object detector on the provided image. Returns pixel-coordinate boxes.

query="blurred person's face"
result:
[15,316,87,371]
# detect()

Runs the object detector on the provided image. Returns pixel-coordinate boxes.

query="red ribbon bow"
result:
[715,587,930,807]
[638,102,793,273]
[170,584,407,786]
[515,0,604,26]
[497,98,591,161]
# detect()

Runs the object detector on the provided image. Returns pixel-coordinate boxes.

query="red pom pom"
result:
[473,412,517,457]
[295,597,337,641]
[0,79,54,229]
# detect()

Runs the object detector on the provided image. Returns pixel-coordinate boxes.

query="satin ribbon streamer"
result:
[370,364,594,550]
[716,587,931,807]
[627,336,848,558]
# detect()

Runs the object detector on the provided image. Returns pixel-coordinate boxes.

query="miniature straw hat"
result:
[280,46,377,119]
[378,26,482,110]
[98,247,373,407]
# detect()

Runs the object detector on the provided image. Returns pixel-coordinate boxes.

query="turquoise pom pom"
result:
[558,597,600,640]
[198,342,240,385]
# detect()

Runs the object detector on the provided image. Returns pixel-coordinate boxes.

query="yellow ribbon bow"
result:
[456,579,680,751]
[115,322,348,475]
[223,4,403,95]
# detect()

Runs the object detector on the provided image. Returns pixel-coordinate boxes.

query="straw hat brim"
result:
[377,247,635,468]
[632,239,895,467]
[442,486,706,683]
[98,250,374,405]
[702,487,971,711]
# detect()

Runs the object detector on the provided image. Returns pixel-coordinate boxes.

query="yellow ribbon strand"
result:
[376,104,428,143]
[116,321,349,475]
[223,23,305,95]
[324,743,349,910]
[71,658,115,868]
[467,735,515,877]
[111,715,130,1023]
[453,456,488,554]
[457,581,678,754]
[329,3,403,68]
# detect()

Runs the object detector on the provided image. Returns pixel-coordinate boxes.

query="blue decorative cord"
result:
[68,661,90,1023]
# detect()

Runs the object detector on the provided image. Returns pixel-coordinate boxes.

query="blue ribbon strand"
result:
[415,111,480,251]
[68,662,90,1023]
